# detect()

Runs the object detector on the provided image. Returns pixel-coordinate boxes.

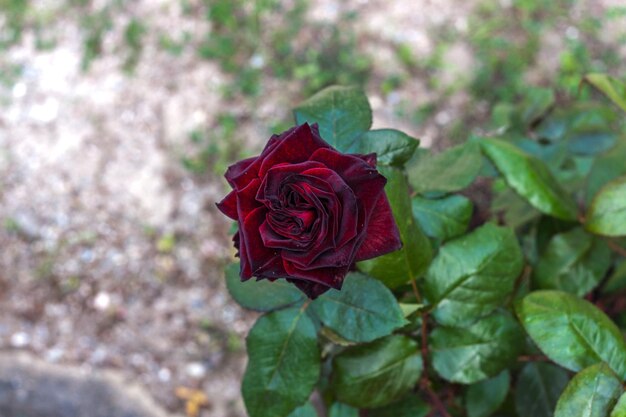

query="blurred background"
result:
[0,0,625,416]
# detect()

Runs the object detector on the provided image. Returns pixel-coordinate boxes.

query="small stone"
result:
[185,362,206,379]
[158,368,171,382]
[10,332,30,348]
[46,347,64,362]
[94,292,111,310]
[12,82,27,98]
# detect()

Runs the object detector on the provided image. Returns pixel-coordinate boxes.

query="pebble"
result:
[158,367,172,382]
[10,332,30,348]
[94,292,112,311]
[185,362,207,379]
[45,347,65,362]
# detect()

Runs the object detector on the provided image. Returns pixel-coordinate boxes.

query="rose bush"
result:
[217,122,401,298]
[219,79,626,417]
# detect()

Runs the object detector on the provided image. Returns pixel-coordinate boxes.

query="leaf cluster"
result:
[226,77,626,417]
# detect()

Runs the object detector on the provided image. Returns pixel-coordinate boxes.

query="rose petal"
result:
[286,278,332,299]
[225,127,294,190]
[299,167,359,247]
[216,191,238,220]
[285,242,356,270]
[277,181,339,266]
[310,148,387,206]
[257,123,331,178]
[260,220,315,251]
[256,161,326,206]
[283,260,348,290]
[240,207,281,277]
[236,178,263,220]
[357,153,378,167]
[224,156,256,189]
[234,231,253,280]
[253,256,287,281]
[354,193,402,261]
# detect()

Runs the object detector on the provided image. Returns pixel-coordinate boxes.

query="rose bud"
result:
[217,123,402,299]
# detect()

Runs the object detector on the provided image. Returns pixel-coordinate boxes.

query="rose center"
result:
[267,207,317,238]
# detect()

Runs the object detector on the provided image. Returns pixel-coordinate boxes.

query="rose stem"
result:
[517,355,550,362]
[411,278,451,417]
[607,239,626,258]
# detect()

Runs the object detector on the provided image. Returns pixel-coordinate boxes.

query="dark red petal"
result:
[241,207,281,276]
[257,123,331,178]
[299,167,359,247]
[252,256,287,281]
[357,153,377,167]
[310,122,323,138]
[310,148,387,201]
[260,220,314,251]
[256,161,326,205]
[234,231,253,280]
[225,129,287,190]
[224,156,257,189]
[216,191,238,220]
[236,178,263,220]
[354,193,402,261]
[283,260,348,290]
[284,241,355,270]
[287,278,332,299]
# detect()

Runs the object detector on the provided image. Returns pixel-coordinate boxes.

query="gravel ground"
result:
[0,1,624,416]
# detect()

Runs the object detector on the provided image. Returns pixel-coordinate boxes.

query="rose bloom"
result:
[217,123,401,298]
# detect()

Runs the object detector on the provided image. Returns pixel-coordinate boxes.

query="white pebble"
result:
[10,332,30,348]
[158,367,172,382]
[93,292,111,310]
[185,362,207,379]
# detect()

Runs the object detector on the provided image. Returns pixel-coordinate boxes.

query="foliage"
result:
[225,77,626,417]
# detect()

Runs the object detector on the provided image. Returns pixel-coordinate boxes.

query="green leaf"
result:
[358,167,432,288]
[242,307,320,417]
[407,141,483,194]
[466,370,510,417]
[310,272,407,343]
[319,327,356,347]
[399,303,424,317]
[492,185,541,229]
[585,73,626,113]
[554,363,623,417]
[225,263,305,311]
[567,107,619,156]
[331,335,423,408]
[586,175,626,237]
[480,138,579,220]
[536,110,568,142]
[516,291,626,379]
[430,311,524,384]
[412,194,473,242]
[328,403,358,417]
[514,362,570,417]
[586,142,626,206]
[520,87,555,126]
[347,129,419,167]
[287,403,318,417]
[293,86,372,151]
[610,392,626,417]
[368,394,430,417]
[602,261,626,295]
[534,227,611,296]
[424,223,524,326]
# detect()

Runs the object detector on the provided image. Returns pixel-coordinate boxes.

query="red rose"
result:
[217,123,402,298]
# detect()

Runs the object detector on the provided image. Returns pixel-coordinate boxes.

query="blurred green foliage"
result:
[198,0,371,97]
[0,0,625,175]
